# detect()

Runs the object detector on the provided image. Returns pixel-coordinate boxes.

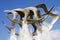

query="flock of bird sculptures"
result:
[2,4,59,36]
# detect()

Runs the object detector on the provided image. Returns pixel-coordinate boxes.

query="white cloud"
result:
[50,30,60,40]
[33,29,60,40]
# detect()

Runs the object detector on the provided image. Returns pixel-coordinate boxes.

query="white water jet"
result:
[19,20,33,40]
[33,21,54,40]
[41,22,52,40]
[9,28,17,40]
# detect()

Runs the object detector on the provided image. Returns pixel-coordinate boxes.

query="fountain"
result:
[3,4,59,40]
[9,28,17,40]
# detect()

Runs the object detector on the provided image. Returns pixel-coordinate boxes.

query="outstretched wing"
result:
[35,4,48,12]
[42,5,54,16]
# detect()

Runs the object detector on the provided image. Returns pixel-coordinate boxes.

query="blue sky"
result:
[0,0,60,40]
